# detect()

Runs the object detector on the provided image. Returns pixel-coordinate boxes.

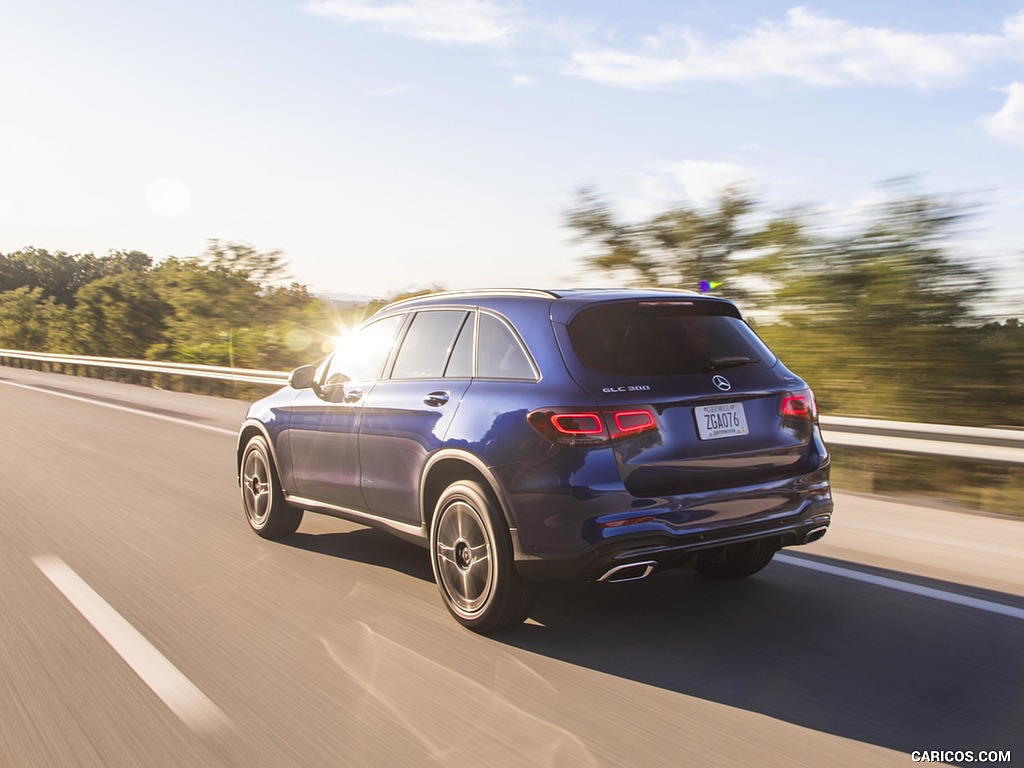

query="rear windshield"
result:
[567,301,776,376]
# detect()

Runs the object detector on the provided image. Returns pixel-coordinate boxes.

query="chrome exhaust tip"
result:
[802,525,828,544]
[598,561,657,583]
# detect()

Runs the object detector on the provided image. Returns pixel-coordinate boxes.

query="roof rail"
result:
[546,286,704,296]
[381,288,558,310]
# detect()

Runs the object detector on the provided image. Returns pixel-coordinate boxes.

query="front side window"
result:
[324,314,404,384]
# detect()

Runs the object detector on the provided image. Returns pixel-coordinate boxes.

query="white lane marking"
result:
[776,553,1024,621]
[0,380,235,436]
[33,555,231,734]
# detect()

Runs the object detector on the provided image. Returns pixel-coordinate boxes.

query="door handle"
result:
[343,387,363,403]
[424,391,450,407]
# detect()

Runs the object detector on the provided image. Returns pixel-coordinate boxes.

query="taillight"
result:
[528,407,659,446]
[550,413,603,435]
[779,388,817,420]
[613,410,656,434]
[529,409,607,446]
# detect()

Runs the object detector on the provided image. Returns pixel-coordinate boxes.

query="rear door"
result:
[553,299,816,497]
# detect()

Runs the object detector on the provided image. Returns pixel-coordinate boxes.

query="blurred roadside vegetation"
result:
[566,178,1023,514]
[566,178,1023,428]
[1,180,1022,511]
[0,241,381,374]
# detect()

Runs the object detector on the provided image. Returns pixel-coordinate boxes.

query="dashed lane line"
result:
[33,555,231,735]
[776,553,1024,621]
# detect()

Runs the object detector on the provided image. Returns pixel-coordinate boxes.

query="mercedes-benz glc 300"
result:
[237,289,832,632]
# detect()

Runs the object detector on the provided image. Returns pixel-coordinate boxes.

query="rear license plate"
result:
[695,403,749,440]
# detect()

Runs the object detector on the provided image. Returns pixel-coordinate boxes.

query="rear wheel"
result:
[240,435,303,540]
[696,546,776,580]
[430,480,538,633]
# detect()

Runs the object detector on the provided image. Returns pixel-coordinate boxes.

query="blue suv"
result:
[237,289,832,632]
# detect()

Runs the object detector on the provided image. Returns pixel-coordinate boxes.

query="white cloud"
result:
[617,160,755,219]
[984,82,1024,146]
[511,74,534,87]
[664,160,752,207]
[810,187,894,236]
[567,7,1024,90]
[307,0,519,45]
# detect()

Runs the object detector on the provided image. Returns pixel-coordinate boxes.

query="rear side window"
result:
[391,310,468,379]
[477,313,537,380]
[568,301,776,376]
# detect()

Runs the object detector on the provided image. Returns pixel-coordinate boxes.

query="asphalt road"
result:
[1,366,1022,767]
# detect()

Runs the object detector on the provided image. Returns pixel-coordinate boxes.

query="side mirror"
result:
[288,364,318,390]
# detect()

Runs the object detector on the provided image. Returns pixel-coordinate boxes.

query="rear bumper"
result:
[513,496,833,582]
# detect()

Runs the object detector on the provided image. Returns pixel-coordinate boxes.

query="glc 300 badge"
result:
[601,384,652,393]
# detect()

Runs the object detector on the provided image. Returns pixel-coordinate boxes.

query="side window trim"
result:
[477,309,541,382]
[470,310,479,377]
[380,312,414,380]
[441,309,476,379]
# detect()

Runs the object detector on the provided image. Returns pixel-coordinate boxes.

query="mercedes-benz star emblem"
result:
[712,375,732,391]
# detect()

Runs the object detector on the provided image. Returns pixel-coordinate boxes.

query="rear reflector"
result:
[600,515,656,528]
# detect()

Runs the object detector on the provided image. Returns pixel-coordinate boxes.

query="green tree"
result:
[759,182,989,420]
[72,272,169,358]
[974,318,1024,424]
[149,241,329,369]
[0,286,69,350]
[566,185,765,298]
[568,180,1007,425]
[0,248,96,305]
[0,247,154,306]
[0,240,354,371]
[197,240,289,285]
[98,250,153,276]
[771,182,983,330]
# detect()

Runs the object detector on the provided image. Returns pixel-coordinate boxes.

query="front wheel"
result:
[695,546,776,580]
[240,435,303,540]
[430,481,538,633]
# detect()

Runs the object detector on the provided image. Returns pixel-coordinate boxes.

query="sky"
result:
[2,1,1024,301]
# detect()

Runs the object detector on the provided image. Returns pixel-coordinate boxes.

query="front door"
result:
[285,313,406,511]
[359,309,474,523]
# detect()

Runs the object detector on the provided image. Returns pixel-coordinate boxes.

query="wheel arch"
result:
[237,420,282,483]
[420,450,517,536]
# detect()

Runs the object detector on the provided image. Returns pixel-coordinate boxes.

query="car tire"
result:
[695,546,776,580]
[430,480,538,633]
[240,435,303,540]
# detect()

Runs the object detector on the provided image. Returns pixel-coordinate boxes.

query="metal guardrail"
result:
[819,416,1024,466]
[0,349,288,386]
[2,349,1023,465]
